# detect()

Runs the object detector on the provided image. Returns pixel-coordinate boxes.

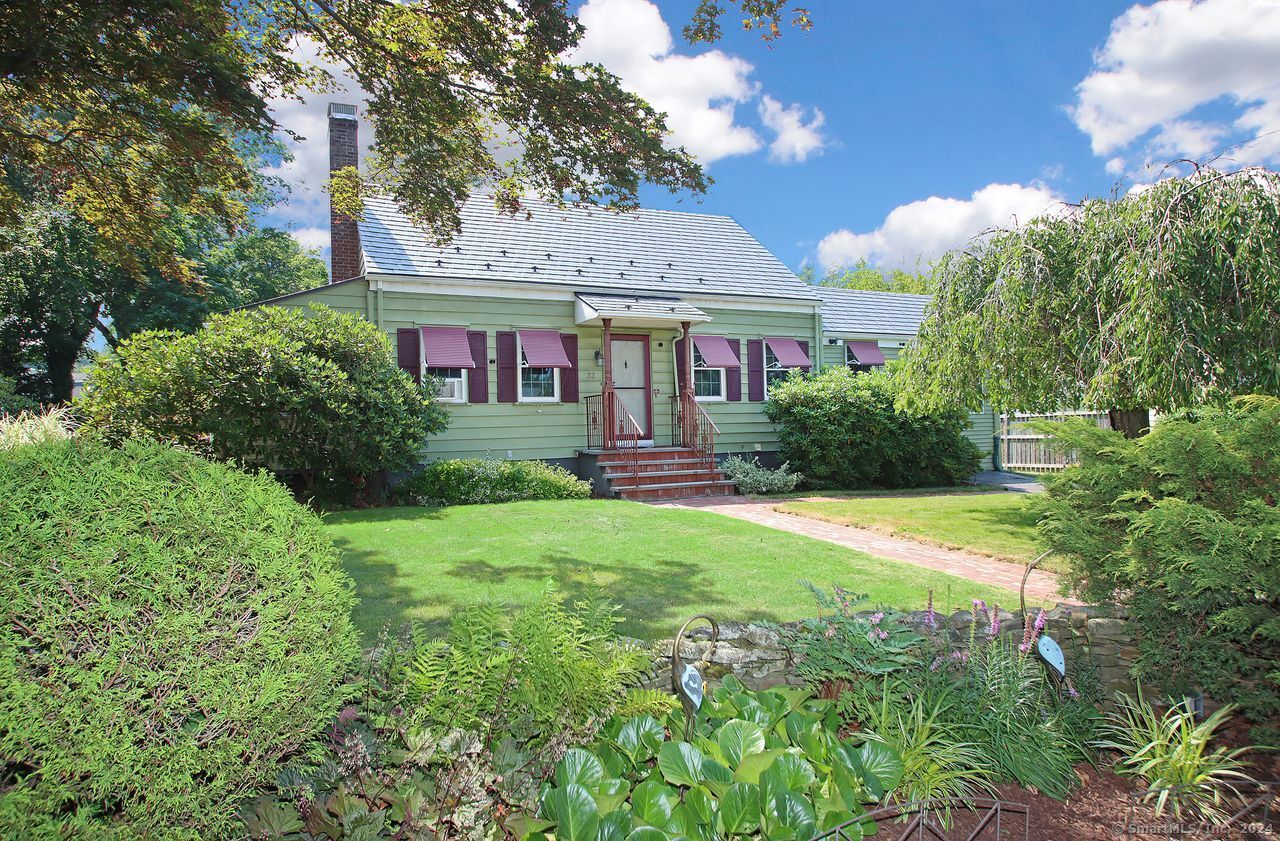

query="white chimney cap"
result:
[327,103,358,120]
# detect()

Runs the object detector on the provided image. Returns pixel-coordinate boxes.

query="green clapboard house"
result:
[247,104,993,500]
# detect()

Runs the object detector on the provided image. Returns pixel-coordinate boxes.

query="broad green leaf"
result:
[765,754,817,793]
[856,741,904,796]
[733,749,784,784]
[657,741,705,787]
[783,713,826,759]
[617,715,665,762]
[557,749,606,789]
[596,743,630,778]
[684,786,716,825]
[624,828,671,841]
[699,758,734,798]
[541,784,600,841]
[818,809,861,837]
[631,780,679,826]
[770,791,817,840]
[717,783,762,836]
[597,809,631,841]
[717,720,766,768]
[593,778,631,814]
[770,686,814,712]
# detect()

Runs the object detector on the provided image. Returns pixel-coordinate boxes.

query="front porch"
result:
[573,293,731,501]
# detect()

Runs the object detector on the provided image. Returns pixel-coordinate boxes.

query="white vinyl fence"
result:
[997,410,1110,472]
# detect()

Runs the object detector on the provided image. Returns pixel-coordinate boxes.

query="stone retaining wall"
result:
[639,604,1136,700]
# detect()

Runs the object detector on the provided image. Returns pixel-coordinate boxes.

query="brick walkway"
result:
[657,495,1073,605]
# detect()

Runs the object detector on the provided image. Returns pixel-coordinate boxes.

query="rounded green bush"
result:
[0,438,360,838]
[396,457,593,505]
[765,366,982,490]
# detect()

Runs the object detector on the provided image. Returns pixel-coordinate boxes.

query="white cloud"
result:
[817,183,1063,270]
[571,0,763,162]
[1072,0,1280,171]
[758,95,827,163]
[290,226,330,251]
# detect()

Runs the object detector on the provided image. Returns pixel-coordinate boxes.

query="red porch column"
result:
[679,320,694,448]
[601,318,615,448]
[680,321,693,398]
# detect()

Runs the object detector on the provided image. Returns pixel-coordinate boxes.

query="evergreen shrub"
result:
[0,438,360,838]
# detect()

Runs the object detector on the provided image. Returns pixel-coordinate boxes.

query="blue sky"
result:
[260,0,1280,275]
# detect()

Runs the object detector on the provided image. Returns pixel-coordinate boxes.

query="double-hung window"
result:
[692,345,725,401]
[519,349,560,402]
[764,346,791,395]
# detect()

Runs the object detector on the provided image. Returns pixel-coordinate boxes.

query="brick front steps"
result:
[579,447,737,501]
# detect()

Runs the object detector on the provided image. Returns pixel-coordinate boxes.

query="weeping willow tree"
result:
[896,167,1280,436]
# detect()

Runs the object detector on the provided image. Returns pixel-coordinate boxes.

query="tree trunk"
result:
[1108,408,1150,439]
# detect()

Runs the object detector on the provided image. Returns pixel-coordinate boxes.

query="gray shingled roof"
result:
[810,286,932,336]
[358,194,817,301]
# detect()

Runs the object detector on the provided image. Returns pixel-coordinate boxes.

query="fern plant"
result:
[1098,691,1261,821]
[408,588,649,745]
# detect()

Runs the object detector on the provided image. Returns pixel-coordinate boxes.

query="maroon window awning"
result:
[846,341,886,365]
[517,329,573,368]
[692,334,741,368]
[420,326,476,368]
[764,336,813,368]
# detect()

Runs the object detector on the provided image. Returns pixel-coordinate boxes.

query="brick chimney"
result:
[328,103,361,283]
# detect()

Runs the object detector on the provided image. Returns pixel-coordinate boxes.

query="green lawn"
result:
[774,490,1056,569]
[325,499,1024,640]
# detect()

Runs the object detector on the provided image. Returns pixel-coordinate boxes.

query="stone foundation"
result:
[637,604,1137,700]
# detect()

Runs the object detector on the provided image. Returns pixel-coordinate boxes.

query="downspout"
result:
[813,303,823,371]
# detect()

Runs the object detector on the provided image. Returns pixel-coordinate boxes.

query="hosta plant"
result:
[512,675,905,840]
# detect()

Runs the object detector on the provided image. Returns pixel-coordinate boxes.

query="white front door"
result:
[610,337,651,439]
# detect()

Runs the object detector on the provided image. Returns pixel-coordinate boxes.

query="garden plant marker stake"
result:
[671,614,718,740]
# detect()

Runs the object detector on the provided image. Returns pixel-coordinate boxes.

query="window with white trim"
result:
[764,346,792,396]
[692,345,725,401]
[426,367,468,403]
[519,344,560,402]
[845,343,881,374]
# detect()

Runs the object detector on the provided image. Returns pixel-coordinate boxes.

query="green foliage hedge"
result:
[0,375,37,416]
[1036,397,1280,731]
[0,438,360,838]
[397,457,593,505]
[764,367,982,489]
[78,305,449,503]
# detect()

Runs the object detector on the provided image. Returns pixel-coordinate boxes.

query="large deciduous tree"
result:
[0,205,324,403]
[802,259,932,294]
[0,0,808,278]
[896,168,1280,435]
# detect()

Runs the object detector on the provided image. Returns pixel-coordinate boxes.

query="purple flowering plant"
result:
[780,582,926,690]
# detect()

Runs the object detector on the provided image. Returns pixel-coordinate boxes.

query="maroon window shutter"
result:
[467,330,488,403]
[726,339,742,401]
[798,340,812,372]
[747,339,765,401]
[396,328,420,383]
[560,333,579,402]
[496,331,517,403]
[675,337,689,393]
